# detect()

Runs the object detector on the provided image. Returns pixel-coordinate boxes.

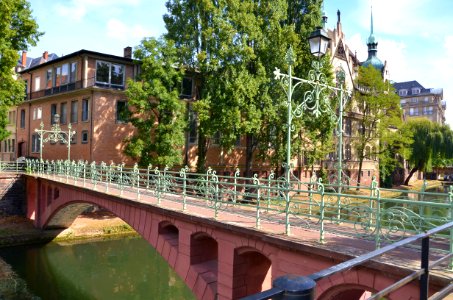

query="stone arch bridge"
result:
[18,170,451,300]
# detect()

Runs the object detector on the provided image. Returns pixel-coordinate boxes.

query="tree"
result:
[352,65,402,187]
[124,37,186,168]
[403,119,453,185]
[0,0,42,140]
[164,0,325,174]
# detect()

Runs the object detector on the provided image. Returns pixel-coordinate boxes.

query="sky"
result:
[26,0,452,126]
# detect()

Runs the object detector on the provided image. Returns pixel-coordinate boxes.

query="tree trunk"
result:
[196,133,208,173]
[404,167,418,186]
[245,134,254,178]
[356,156,364,190]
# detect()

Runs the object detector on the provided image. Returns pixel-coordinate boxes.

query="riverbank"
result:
[0,210,138,248]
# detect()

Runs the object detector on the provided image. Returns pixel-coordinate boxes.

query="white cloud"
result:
[54,0,141,21]
[106,19,154,42]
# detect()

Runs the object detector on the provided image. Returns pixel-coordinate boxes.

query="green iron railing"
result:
[6,159,451,268]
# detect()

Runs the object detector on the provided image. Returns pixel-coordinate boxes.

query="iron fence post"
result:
[267,171,274,213]
[146,164,152,190]
[133,163,140,200]
[234,168,240,204]
[254,174,261,229]
[155,167,161,205]
[420,236,429,300]
[318,178,326,244]
[273,275,316,300]
[213,172,219,219]
[180,166,188,211]
[375,188,381,249]
[449,186,453,270]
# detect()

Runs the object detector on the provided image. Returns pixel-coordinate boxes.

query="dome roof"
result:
[362,55,384,71]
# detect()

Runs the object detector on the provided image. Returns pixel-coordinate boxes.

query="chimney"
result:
[43,51,48,60]
[124,46,132,59]
[21,51,27,67]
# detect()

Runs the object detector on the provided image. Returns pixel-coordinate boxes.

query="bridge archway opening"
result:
[232,247,272,299]
[158,221,179,250]
[319,284,375,300]
[190,232,218,293]
[45,202,95,229]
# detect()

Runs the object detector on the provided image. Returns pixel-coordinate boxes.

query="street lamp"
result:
[274,27,350,236]
[308,26,330,58]
[35,113,76,161]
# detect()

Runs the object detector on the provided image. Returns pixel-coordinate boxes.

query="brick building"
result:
[16,48,138,163]
[393,80,446,125]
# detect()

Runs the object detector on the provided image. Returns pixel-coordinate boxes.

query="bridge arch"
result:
[25,175,436,300]
[232,246,272,299]
[318,283,375,300]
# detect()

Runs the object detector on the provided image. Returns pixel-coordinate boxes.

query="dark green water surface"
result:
[0,236,195,300]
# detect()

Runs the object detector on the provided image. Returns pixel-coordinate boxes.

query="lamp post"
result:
[35,113,76,161]
[274,26,350,235]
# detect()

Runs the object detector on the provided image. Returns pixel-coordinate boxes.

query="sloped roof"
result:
[392,80,442,97]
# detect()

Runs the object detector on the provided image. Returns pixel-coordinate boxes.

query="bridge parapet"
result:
[23,159,453,254]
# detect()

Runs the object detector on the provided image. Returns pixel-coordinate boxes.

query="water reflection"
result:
[0,236,195,300]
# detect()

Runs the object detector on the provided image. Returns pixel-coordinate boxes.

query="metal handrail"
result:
[20,159,453,248]
[242,221,453,300]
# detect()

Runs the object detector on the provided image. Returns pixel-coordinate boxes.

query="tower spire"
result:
[321,0,327,29]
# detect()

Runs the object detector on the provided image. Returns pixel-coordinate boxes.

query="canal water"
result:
[0,236,196,300]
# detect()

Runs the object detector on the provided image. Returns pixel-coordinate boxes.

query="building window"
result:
[345,144,352,160]
[61,63,69,85]
[32,107,42,120]
[212,131,221,145]
[20,110,25,128]
[95,61,125,88]
[365,145,371,160]
[188,108,197,144]
[116,100,128,123]
[24,80,28,100]
[8,111,16,124]
[70,62,77,83]
[71,100,78,123]
[412,88,420,94]
[344,118,352,136]
[82,98,89,121]
[410,98,418,103]
[398,90,407,96]
[54,66,61,87]
[423,106,433,115]
[181,77,193,98]
[51,104,57,124]
[46,69,53,89]
[34,76,40,92]
[409,107,419,116]
[60,102,67,124]
[70,132,77,144]
[81,130,88,143]
[31,134,40,153]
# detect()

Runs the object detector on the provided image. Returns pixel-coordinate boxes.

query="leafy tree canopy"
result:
[124,37,186,168]
[352,65,402,186]
[402,118,453,185]
[0,0,42,140]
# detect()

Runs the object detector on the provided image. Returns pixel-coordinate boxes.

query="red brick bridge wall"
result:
[25,175,420,300]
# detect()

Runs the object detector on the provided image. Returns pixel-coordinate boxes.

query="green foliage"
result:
[124,37,186,168]
[352,65,402,186]
[164,0,325,173]
[402,119,453,184]
[0,0,42,140]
